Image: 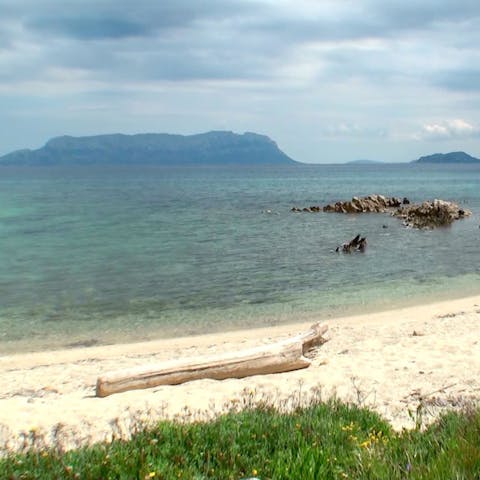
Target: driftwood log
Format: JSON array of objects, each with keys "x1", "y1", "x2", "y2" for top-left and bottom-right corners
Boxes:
[
  {"x1": 335, "y1": 234, "x2": 367, "y2": 253},
  {"x1": 96, "y1": 323, "x2": 328, "y2": 397}
]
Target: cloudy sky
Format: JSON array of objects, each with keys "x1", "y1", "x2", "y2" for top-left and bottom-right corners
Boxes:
[{"x1": 1, "y1": 0, "x2": 480, "y2": 163}]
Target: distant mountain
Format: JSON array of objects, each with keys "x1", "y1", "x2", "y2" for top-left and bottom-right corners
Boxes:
[
  {"x1": 0, "y1": 131, "x2": 298, "y2": 166},
  {"x1": 413, "y1": 151, "x2": 480, "y2": 164},
  {"x1": 346, "y1": 159, "x2": 384, "y2": 165}
]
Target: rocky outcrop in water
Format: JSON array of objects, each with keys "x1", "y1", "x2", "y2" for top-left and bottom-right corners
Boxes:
[
  {"x1": 291, "y1": 206, "x2": 322, "y2": 212},
  {"x1": 322, "y1": 195, "x2": 406, "y2": 213},
  {"x1": 292, "y1": 194, "x2": 471, "y2": 229},
  {"x1": 291, "y1": 195, "x2": 405, "y2": 214},
  {"x1": 393, "y1": 199, "x2": 471, "y2": 229}
]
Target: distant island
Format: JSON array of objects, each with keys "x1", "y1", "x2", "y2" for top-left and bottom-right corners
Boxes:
[
  {"x1": 0, "y1": 131, "x2": 298, "y2": 167},
  {"x1": 413, "y1": 151, "x2": 480, "y2": 164}
]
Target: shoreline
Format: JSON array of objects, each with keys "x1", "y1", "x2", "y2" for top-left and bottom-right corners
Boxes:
[
  {"x1": 1, "y1": 294, "x2": 480, "y2": 452},
  {"x1": 3, "y1": 280, "x2": 480, "y2": 356}
]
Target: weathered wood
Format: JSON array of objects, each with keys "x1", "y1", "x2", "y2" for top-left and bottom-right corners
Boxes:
[
  {"x1": 335, "y1": 233, "x2": 367, "y2": 253},
  {"x1": 96, "y1": 323, "x2": 328, "y2": 397}
]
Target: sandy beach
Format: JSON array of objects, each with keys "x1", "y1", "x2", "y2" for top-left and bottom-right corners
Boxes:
[{"x1": 1, "y1": 294, "x2": 480, "y2": 453}]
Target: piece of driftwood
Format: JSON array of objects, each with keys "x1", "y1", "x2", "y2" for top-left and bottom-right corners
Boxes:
[
  {"x1": 335, "y1": 233, "x2": 367, "y2": 253},
  {"x1": 96, "y1": 323, "x2": 328, "y2": 397}
]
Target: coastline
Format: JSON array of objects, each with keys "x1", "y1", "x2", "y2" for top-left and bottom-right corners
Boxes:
[
  {"x1": 3, "y1": 274, "x2": 480, "y2": 356},
  {"x1": 1, "y1": 294, "x2": 480, "y2": 452}
]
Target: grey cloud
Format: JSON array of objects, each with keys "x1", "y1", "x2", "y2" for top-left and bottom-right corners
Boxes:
[
  {"x1": 435, "y1": 69, "x2": 480, "y2": 92},
  {"x1": 7, "y1": 0, "x2": 257, "y2": 41},
  {"x1": 28, "y1": 16, "x2": 150, "y2": 40},
  {"x1": 2, "y1": 0, "x2": 480, "y2": 90},
  {"x1": 365, "y1": 0, "x2": 480, "y2": 31},
  {"x1": 4, "y1": 0, "x2": 480, "y2": 47},
  {"x1": 319, "y1": 47, "x2": 397, "y2": 84},
  {"x1": 248, "y1": 0, "x2": 480, "y2": 49},
  {"x1": 0, "y1": 0, "x2": 271, "y2": 83}
]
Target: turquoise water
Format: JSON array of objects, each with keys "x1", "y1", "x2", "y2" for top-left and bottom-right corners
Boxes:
[{"x1": 0, "y1": 163, "x2": 479, "y2": 353}]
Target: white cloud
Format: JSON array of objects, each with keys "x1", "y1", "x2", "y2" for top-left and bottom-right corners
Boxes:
[
  {"x1": 418, "y1": 119, "x2": 480, "y2": 140},
  {"x1": 321, "y1": 122, "x2": 388, "y2": 139}
]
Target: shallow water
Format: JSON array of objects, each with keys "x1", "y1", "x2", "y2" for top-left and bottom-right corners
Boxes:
[{"x1": 0, "y1": 163, "x2": 479, "y2": 353}]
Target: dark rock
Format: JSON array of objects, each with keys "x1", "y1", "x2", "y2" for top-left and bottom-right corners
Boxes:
[
  {"x1": 388, "y1": 197, "x2": 402, "y2": 207},
  {"x1": 393, "y1": 199, "x2": 472, "y2": 229}
]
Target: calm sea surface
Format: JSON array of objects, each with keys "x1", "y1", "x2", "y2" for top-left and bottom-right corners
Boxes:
[{"x1": 1, "y1": 163, "x2": 479, "y2": 353}]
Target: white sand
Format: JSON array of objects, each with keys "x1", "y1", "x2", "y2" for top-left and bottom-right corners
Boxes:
[{"x1": 1, "y1": 295, "x2": 480, "y2": 452}]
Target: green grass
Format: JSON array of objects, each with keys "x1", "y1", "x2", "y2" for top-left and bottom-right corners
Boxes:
[{"x1": 1, "y1": 398, "x2": 480, "y2": 479}]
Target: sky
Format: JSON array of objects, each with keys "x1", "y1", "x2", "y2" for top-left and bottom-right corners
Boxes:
[{"x1": 1, "y1": 0, "x2": 480, "y2": 163}]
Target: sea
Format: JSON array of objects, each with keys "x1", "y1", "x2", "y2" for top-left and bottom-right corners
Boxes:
[{"x1": 1, "y1": 163, "x2": 479, "y2": 354}]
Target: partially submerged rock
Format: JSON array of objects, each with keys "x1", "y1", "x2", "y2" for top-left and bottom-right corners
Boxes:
[
  {"x1": 291, "y1": 206, "x2": 321, "y2": 212},
  {"x1": 393, "y1": 199, "x2": 471, "y2": 229},
  {"x1": 292, "y1": 194, "x2": 471, "y2": 230},
  {"x1": 323, "y1": 195, "x2": 405, "y2": 213}
]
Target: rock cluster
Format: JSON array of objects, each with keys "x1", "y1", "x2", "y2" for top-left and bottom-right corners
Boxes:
[
  {"x1": 291, "y1": 194, "x2": 471, "y2": 229},
  {"x1": 291, "y1": 206, "x2": 322, "y2": 212},
  {"x1": 322, "y1": 195, "x2": 408, "y2": 213},
  {"x1": 393, "y1": 199, "x2": 471, "y2": 229}
]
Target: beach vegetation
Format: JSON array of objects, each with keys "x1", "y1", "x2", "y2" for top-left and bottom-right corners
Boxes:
[{"x1": 1, "y1": 395, "x2": 480, "y2": 479}]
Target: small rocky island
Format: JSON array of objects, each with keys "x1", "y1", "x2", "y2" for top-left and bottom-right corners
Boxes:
[
  {"x1": 292, "y1": 194, "x2": 471, "y2": 229},
  {"x1": 413, "y1": 151, "x2": 480, "y2": 164}
]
